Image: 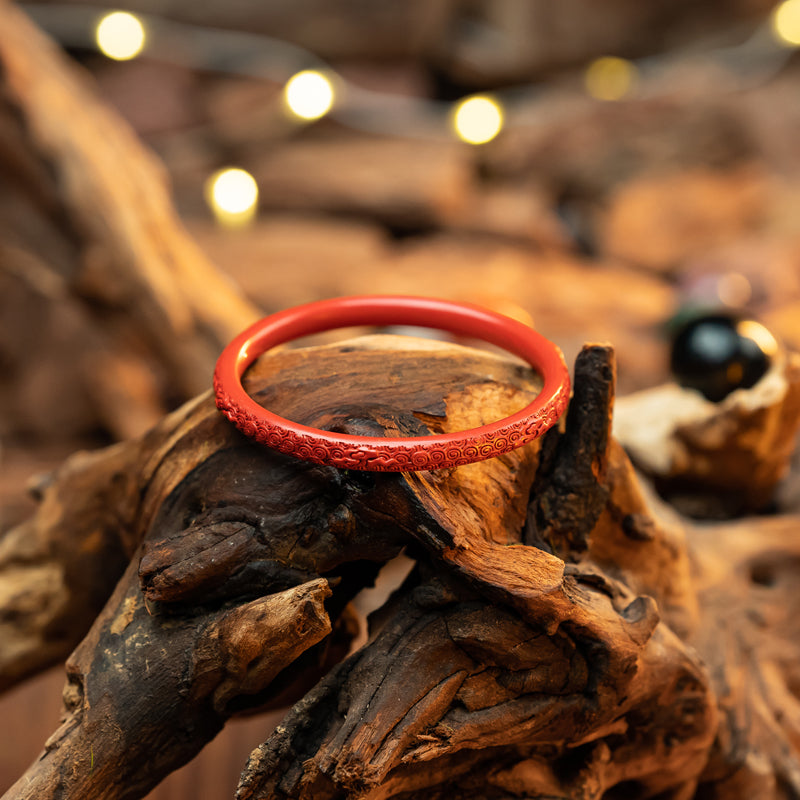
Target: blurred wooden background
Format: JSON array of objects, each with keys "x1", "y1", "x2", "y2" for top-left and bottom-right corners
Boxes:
[{"x1": 1, "y1": 0, "x2": 799, "y2": 795}]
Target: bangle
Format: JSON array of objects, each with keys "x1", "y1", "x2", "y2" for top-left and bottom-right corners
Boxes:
[{"x1": 213, "y1": 295, "x2": 570, "y2": 472}]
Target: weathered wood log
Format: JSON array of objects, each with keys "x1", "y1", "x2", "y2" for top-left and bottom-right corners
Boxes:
[
  {"x1": 2, "y1": 336, "x2": 799, "y2": 799},
  {"x1": 235, "y1": 345, "x2": 715, "y2": 799},
  {"x1": 0, "y1": 1, "x2": 259, "y2": 441},
  {"x1": 689, "y1": 514, "x2": 800, "y2": 799},
  {"x1": 237, "y1": 573, "x2": 714, "y2": 800},
  {"x1": 0, "y1": 335, "x2": 543, "y2": 798}
]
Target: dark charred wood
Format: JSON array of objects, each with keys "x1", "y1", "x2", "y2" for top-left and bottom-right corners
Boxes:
[{"x1": 525, "y1": 344, "x2": 615, "y2": 559}]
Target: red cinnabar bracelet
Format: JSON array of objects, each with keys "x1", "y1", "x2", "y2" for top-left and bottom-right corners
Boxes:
[{"x1": 213, "y1": 295, "x2": 570, "y2": 472}]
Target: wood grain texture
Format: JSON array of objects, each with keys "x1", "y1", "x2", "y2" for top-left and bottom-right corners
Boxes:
[
  {"x1": 0, "y1": 335, "x2": 547, "y2": 799},
  {"x1": 2, "y1": 335, "x2": 800, "y2": 798}
]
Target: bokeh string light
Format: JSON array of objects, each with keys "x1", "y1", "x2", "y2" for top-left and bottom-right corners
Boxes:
[
  {"x1": 584, "y1": 56, "x2": 639, "y2": 101},
  {"x1": 19, "y1": 2, "x2": 800, "y2": 224},
  {"x1": 451, "y1": 95, "x2": 504, "y2": 144},
  {"x1": 772, "y1": 0, "x2": 800, "y2": 45},
  {"x1": 204, "y1": 168, "x2": 259, "y2": 228},
  {"x1": 95, "y1": 10, "x2": 145, "y2": 61},
  {"x1": 22, "y1": 1, "x2": 800, "y2": 141},
  {"x1": 283, "y1": 70, "x2": 336, "y2": 121}
]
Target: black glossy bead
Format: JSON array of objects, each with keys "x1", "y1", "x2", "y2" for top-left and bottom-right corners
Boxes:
[{"x1": 670, "y1": 314, "x2": 777, "y2": 402}]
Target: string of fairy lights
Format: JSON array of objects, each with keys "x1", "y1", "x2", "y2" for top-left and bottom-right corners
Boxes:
[{"x1": 21, "y1": 1, "x2": 800, "y2": 227}]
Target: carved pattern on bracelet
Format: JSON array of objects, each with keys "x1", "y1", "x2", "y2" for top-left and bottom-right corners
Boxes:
[{"x1": 214, "y1": 374, "x2": 569, "y2": 472}]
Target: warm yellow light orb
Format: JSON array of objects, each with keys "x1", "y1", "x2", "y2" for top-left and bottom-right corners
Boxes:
[
  {"x1": 772, "y1": 0, "x2": 800, "y2": 46},
  {"x1": 452, "y1": 95, "x2": 504, "y2": 145},
  {"x1": 283, "y1": 70, "x2": 335, "y2": 121},
  {"x1": 95, "y1": 11, "x2": 146, "y2": 61},
  {"x1": 205, "y1": 168, "x2": 259, "y2": 227},
  {"x1": 584, "y1": 56, "x2": 638, "y2": 101}
]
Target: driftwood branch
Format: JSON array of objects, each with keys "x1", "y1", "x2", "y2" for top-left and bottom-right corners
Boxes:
[
  {"x1": 1, "y1": 2, "x2": 798, "y2": 798},
  {"x1": 236, "y1": 345, "x2": 717, "y2": 799},
  {"x1": 0, "y1": 336, "x2": 543, "y2": 798},
  {"x1": 3, "y1": 332, "x2": 798, "y2": 799}
]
